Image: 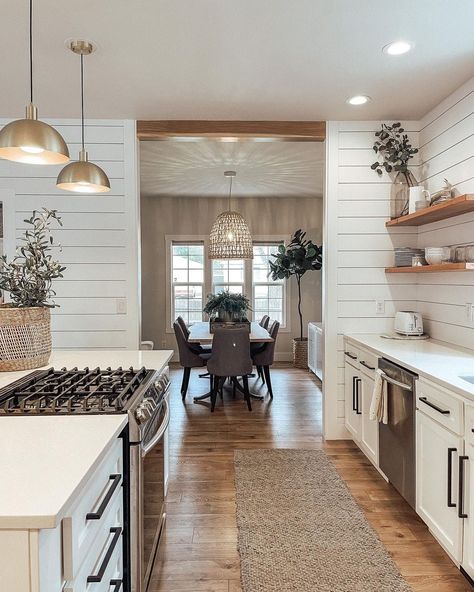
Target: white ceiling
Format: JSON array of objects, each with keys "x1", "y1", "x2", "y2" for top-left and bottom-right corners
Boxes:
[
  {"x1": 140, "y1": 141, "x2": 324, "y2": 198},
  {"x1": 1, "y1": 1, "x2": 473, "y2": 121}
]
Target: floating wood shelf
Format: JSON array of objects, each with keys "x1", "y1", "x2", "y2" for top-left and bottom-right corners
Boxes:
[
  {"x1": 386, "y1": 194, "x2": 474, "y2": 227},
  {"x1": 386, "y1": 263, "x2": 474, "y2": 273}
]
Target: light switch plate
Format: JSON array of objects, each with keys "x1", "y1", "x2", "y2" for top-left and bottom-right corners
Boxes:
[
  {"x1": 375, "y1": 300, "x2": 385, "y2": 315},
  {"x1": 116, "y1": 298, "x2": 127, "y2": 314}
]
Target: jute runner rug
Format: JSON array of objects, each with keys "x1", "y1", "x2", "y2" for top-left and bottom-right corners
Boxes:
[{"x1": 234, "y1": 449, "x2": 411, "y2": 592}]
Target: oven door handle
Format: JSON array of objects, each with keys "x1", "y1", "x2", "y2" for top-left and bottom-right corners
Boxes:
[
  {"x1": 141, "y1": 398, "x2": 170, "y2": 457},
  {"x1": 379, "y1": 371, "x2": 413, "y2": 391}
]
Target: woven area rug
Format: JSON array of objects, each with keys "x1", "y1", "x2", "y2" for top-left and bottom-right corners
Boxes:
[{"x1": 234, "y1": 449, "x2": 411, "y2": 592}]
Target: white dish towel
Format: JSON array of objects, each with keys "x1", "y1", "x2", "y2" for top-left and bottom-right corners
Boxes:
[{"x1": 369, "y1": 368, "x2": 388, "y2": 424}]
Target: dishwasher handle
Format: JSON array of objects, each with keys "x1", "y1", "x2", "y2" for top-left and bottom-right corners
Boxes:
[{"x1": 379, "y1": 371, "x2": 413, "y2": 391}]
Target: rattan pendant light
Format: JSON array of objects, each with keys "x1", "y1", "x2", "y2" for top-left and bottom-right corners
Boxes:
[
  {"x1": 0, "y1": 0, "x2": 69, "y2": 165},
  {"x1": 57, "y1": 40, "x2": 110, "y2": 193},
  {"x1": 208, "y1": 171, "x2": 253, "y2": 260}
]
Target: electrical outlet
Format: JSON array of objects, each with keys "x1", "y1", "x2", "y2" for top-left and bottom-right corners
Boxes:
[
  {"x1": 375, "y1": 300, "x2": 385, "y2": 315},
  {"x1": 116, "y1": 298, "x2": 127, "y2": 315},
  {"x1": 466, "y1": 303, "x2": 472, "y2": 323},
  {"x1": 162, "y1": 340, "x2": 167, "y2": 348}
]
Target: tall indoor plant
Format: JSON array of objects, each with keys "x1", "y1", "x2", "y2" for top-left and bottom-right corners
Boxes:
[
  {"x1": 269, "y1": 230, "x2": 322, "y2": 368},
  {"x1": 0, "y1": 209, "x2": 65, "y2": 370},
  {"x1": 371, "y1": 122, "x2": 419, "y2": 219}
]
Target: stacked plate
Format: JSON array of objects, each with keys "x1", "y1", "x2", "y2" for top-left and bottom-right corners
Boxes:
[{"x1": 394, "y1": 247, "x2": 426, "y2": 267}]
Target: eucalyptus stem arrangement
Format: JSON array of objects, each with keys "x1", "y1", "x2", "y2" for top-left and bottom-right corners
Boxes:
[{"x1": 0, "y1": 209, "x2": 66, "y2": 307}]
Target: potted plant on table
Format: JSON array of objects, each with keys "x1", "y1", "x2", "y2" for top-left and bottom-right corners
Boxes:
[
  {"x1": 0, "y1": 209, "x2": 66, "y2": 371},
  {"x1": 371, "y1": 122, "x2": 419, "y2": 219},
  {"x1": 203, "y1": 290, "x2": 251, "y2": 332},
  {"x1": 269, "y1": 230, "x2": 322, "y2": 369}
]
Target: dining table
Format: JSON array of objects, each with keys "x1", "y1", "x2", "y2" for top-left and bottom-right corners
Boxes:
[{"x1": 188, "y1": 321, "x2": 274, "y2": 403}]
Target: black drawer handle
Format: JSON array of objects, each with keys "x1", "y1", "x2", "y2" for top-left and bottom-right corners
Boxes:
[
  {"x1": 360, "y1": 360, "x2": 375, "y2": 371},
  {"x1": 419, "y1": 397, "x2": 450, "y2": 415},
  {"x1": 345, "y1": 351, "x2": 357, "y2": 360},
  {"x1": 110, "y1": 579, "x2": 122, "y2": 592},
  {"x1": 355, "y1": 378, "x2": 362, "y2": 415},
  {"x1": 458, "y1": 456, "x2": 469, "y2": 519},
  {"x1": 352, "y1": 376, "x2": 357, "y2": 411},
  {"x1": 86, "y1": 474, "x2": 121, "y2": 520},
  {"x1": 447, "y1": 448, "x2": 457, "y2": 508},
  {"x1": 87, "y1": 527, "x2": 122, "y2": 583}
]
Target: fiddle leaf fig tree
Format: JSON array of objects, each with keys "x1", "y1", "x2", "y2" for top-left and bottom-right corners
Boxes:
[
  {"x1": 269, "y1": 230, "x2": 322, "y2": 341},
  {"x1": 0, "y1": 209, "x2": 66, "y2": 308}
]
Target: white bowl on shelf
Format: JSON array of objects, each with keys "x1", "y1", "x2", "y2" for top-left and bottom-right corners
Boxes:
[{"x1": 425, "y1": 247, "x2": 449, "y2": 265}]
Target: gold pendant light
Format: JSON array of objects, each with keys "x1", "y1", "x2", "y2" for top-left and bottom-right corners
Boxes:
[
  {"x1": 0, "y1": 0, "x2": 69, "y2": 165},
  {"x1": 57, "y1": 40, "x2": 110, "y2": 193},
  {"x1": 209, "y1": 171, "x2": 253, "y2": 260}
]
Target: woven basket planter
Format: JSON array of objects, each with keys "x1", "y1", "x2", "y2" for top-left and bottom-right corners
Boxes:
[
  {"x1": 293, "y1": 337, "x2": 308, "y2": 369},
  {"x1": 0, "y1": 305, "x2": 51, "y2": 371}
]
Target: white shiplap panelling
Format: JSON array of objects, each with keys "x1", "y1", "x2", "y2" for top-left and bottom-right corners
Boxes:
[
  {"x1": 416, "y1": 77, "x2": 474, "y2": 349},
  {"x1": 324, "y1": 120, "x2": 419, "y2": 438},
  {"x1": 0, "y1": 119, "x2": 139, "y2": 350}
]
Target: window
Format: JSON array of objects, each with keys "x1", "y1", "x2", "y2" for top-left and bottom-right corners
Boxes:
[
  {"x1": 212, "y1": 259, "x2": 245, "y2": 294},
  {"x1": 252, "y1": 244, "x2": 286, "y2": 326},
  {"x1": 171, "y1": 243, "x2": 204, "y2": 325}
]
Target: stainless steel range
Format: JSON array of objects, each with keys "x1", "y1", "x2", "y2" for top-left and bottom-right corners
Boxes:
[{"x1": 0, "y1": 364, "x2": 170, "y2": 592}]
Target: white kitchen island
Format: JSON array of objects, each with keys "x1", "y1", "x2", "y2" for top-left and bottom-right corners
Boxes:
[{"x1": 0, "y1": 349, "x2": 173, "y2": 592}]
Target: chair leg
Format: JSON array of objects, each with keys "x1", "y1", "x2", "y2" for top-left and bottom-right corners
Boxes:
[
  {"x1": 258, "y1": 365, "x2": 265, "y2": 383},
  {"x1": 211, "y1": 375, "x2": 219, "y2": 412},
  {"x1": 219, "y1": 377, "x2": 224, "y2": 400},
  {"x1": 263, "y1": 366, "x2": 273, "y2": 399},
  {"x1": 232, "y1": 378, "x2": 237, "y2": 398},
  {"x1": 181, "y1": 367, "x2": 191, "y2": 401},
  {"x1": 242, "y1": 375, "x2": 252, "y2": 411}
]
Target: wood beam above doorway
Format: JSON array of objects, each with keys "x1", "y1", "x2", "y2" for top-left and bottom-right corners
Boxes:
[{"x1": 136, "y1": 120, "x2": 326, "y2": 141}]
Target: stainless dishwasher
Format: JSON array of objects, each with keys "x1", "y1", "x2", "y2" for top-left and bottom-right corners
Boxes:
[{"x1": 378, "y1": 358, "x2": 418, "y2": 509}]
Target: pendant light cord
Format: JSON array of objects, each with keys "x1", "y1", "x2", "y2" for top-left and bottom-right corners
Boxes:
[
  {"x1": 29, "y1": 0, "x2": 33, "y2": 103},
  {"x1": 228, "y1": 175, "x2": 233, "y2": 211},
  {"x1": 80, "y1": 53, "x2": 85, "y2": 150}
]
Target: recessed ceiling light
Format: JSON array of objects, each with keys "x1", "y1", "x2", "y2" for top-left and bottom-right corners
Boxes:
[
  {"x1": 383, "y1": 41, "x2": 413, "y2": 56},
  {"x1": 346, "y1": 95, "x2": 371, "y2": 106}
]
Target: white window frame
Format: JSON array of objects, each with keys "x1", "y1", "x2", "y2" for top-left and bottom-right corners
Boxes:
[
  {"x1": 211, "y1": 258, "x2": 246, "y2": 295},
  {"x1": 166, "y1": 234, "x2": 290, "y2": 333}
]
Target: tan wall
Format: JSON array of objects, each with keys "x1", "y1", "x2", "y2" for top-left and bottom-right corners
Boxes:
[{"x1": 140, "y1": 195, "x2": 322, "y2": 360}]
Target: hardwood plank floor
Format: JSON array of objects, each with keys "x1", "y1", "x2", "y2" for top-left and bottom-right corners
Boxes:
[{"x1": 149, "y1": 365, "x2": 472, "y2": 592}]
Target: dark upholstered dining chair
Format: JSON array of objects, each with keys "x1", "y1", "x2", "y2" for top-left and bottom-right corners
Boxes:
[
  {"x1": 176, "y1": 316, "x2": 190, "y2": 339},
  {"x1": 251, "y1": 320, "x2": 280, "y2": 399},
  {"x1": 206, "y1": 328, "x2": 253, "y2": 412},
  {"x1": 259, "y1": 315, "x2": 270, "y2": 330},
  {"x1": 173, "y1": 322, "x2": 211, "y2": 401}
]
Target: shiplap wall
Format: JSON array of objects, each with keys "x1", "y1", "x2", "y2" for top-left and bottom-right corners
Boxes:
[
  {"x1": 416, "y1": 76, "x2": 474, "y2": 348},
  {"x1": 324, "y1": 121, "x2": 419, "y2": 438},
  {"x1": 0, "y1": 119, "x2": 140, "y2": 350}
]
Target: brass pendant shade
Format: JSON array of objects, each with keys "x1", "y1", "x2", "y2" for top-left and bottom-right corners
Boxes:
[
  {"x1": 57, "y1": 41, "x2": 110, "y2": 193},
  {"x1": 208, "y1": 171, "x2": 253, "y2": 260},
  {"x1": 0, "y1": 1, "x2": 69, "y2": 165},
  {"x1": 57, "y1": 149, "x2": 110, "y2": 193}
]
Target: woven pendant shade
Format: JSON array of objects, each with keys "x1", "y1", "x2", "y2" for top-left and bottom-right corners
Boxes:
[{"x1": 209, "y1": 210, "x2": 253, "y2": 259}]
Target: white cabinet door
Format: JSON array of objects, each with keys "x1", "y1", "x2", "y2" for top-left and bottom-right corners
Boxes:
[
  {"x1": 462, "y1": 405, "x2": 474, "y2": 580},
  {"x1": 360, "y1": 373, "x2": 378, "y2": 466},
  {"x1": 315, "y1": 326, "x2": 323, "y2": 380},
  {"x1": 416, "y1": 410, "x2": 464, "y2": 562},
  {"x1": 344, "y1": 362, "x2": 361, "y2": 440}
]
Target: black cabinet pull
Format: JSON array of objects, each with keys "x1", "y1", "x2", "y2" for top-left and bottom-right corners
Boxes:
[
  {"x1": 87, "y1": 527, "x2": 122, "y2": 583},
  {"x1": 458, "y1": 456, "x2": 469, "y2": 519},
  {"x1": 447, "y1": 448, "x2": 457, "y2": 508},
  {"x1": 86, "y1": 474, "x2": 121, "y2": 520},
  {"x1": 345, "y1": 351, "x2": 357, "y2": 360},
  {"x1": 419, "y1": 397, "x2": 450, "y2": 415},
  {"x1": 360, "y1": 360, "x2": 375, "y2": 371},
  {"x1": 355, "y1": 378, "x2": 362, "y2": 415},
  {"x1": 352, "y1": 376, "x2": 357, "y2": 411},
  {"x1": 110, "y1": 579, "x2": 122, "y2": 592}
]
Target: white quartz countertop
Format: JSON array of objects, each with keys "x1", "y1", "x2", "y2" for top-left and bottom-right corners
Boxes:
[
  {"x1": 0, "y1": 349, "x2": 173, "y2": 529},
  {"x1": 345, "y1": 334, "x2": 474, "y2": 401}
]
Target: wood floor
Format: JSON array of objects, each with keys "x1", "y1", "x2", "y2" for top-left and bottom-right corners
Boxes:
[{"x1": 149, "y1": 365, "x2": 473, "y2": 592}]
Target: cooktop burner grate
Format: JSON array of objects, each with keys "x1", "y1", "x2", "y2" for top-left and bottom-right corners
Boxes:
[{"x1": 0, "y1": 366, "x2": 152, "y2": 414}]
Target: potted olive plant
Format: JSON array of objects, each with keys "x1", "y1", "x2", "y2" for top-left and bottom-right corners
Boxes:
[
  {"x1": 269, "y1": 230, "x2": 322, "y2": 369},
  {"x1": 0, "y1": 209, "x2": 65, "y2": 371},
  {"x1": 371, "y1": 122, "x2": 419, "y2": 219},
  {"x1": 203, "y1": 290, "x2": 251, "y2": 331}
]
